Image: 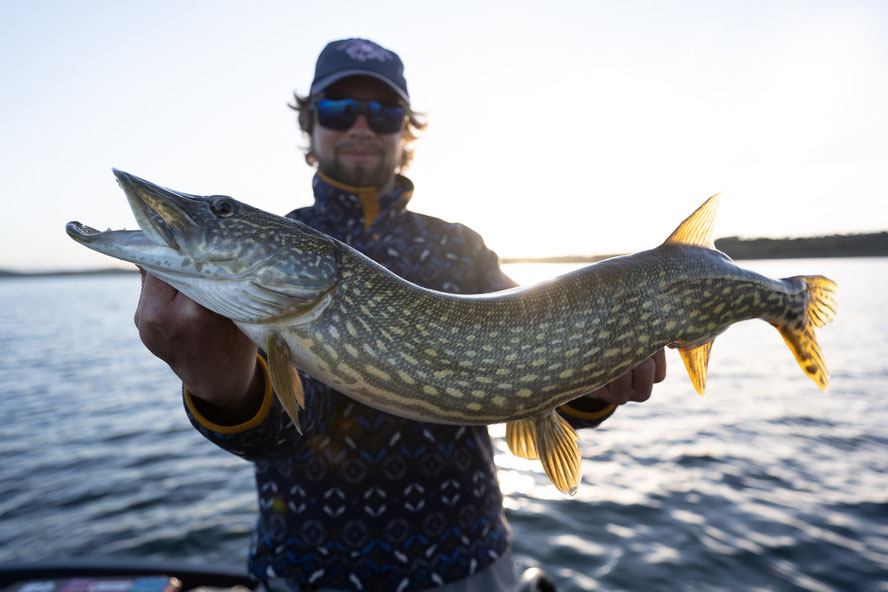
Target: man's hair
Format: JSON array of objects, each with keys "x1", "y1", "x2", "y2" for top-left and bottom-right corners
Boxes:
[{"x1": 289, "y1": 93, "x2": 428, "y2": 172}]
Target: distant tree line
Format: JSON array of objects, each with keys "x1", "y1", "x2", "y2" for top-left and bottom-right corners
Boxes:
[{"x1": 714, "y1": 232, "x2": 888, "y2": 259}]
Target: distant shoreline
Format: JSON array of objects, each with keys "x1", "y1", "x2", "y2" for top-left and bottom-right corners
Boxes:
[{"x1": 3, "y1": 232, "x2": 886, "y2": 278}]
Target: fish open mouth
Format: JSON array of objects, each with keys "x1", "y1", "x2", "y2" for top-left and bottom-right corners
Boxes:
[{"x1": 65, "y1": 169, "x2": 204, "y2": 264}]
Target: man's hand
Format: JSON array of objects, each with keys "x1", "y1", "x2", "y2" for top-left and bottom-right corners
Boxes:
[
  {"x1": 134, "y1": 268, "x2": 263, "y2": 420},
  {"x1": 584, "y1": 349, "x2": 667, "y2": 406}
]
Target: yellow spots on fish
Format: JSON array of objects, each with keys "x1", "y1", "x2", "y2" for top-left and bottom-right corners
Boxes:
[
  {"x1": 434, "y1": 369, "x2": 454, "y2": 379},
  {"x1": 584, "y1": 346, "x2": 600, "y2": 357},
  {"x1": 376, "y1": 340, "x2": 388, "y2": 351},
  {"x1": 467, "y1": 402, "x2": 482, "y2": 411},
  {"x1": 465, "y1": 335, "x2": 476, "y2": 342},
  {"x1": 401, "y1": 353, "x2": 419, "y2": 365},
  {"x1": 396, "y1": 371, "x2": 416, "y2": 384},
  {"x1": 445, "y1": 387, "x2": 464, "y2": 398},
  {"x1": 559, "y1": 369, "x2": 575, "y2": 379},
  {"x1": 689, "y1": 310, "x2": 700, "y2": 319},
  {"x1": 536, "y1": 333, "x2": 546, "y2": 340},
  {"x1": 569, "y1": 333, "x2": 583, "y2": 341},
  {"x1": 604, "y1": 348, "x2": 621, "y2": 358},
  {"x1": 497, "y1": 383, "x2": 513, "y2": 390},
  {"x1": 722, "y1": 286, "x2": 732, "y2": 295},
  {"x1": 328, "y1": 326, "x2": 340, "y2": 339},
  {"x1": 345, "y1": 322, "x2": 358, "y2": 337},
  {"x1": 619, "y1": 316, "x2": 630, "y2": 326},
  {"x1": 493, "y1": 396, "x2": 506, "y2": 407},
  {"x1": 476, "y1": 376, "x2": 493, "y2": 384},
  {"x1": 665, "y1": 320, "x2": 677, "y2": 331},
  {"x1": 323, "y1": 344, "x2": 340, "y2": 360},
  {"x1": 547, "y1": 362, "x2": 563, "y2": 372},
  {"x1": 505, "y1": 353, "x2": 519, "y2": 362},
  {"x1": 496, "y1": 368, "x2": 511, "y2": 376},
  {"x1": 425, "y1": 348, "x2": 439, "y2": 358},
  {"x1": 636, "y1": 346, "x2": 647, "y2": 355},
  {"x1": 471, "y1": 390, "x2": 485, "y2": 397},
  {"x1": 510, "y1": 337, "x2": 521, "y2": 344},
  {"x1": 423, "y1": 385, "x2": 439, "y2": 396},
  {"x1": 520, "y1": 374, "x2": 538, "y2": 383},
  {"x1": 517, "y1": 388, "x2": 533, "y2": 398},
  {"x1": 360, "y1": 305, "x2": 372, "y2": 317},
  {"x1": 531, "y1": 358, "x2": 547, "y2": 368},
  {"x1": 713, "y1": 302, "x2": 726, "y2": 314},
  {"x1": 638, "y1": 334, "x2": 650, "y2": 343},
  {"x1": 465, "y1": 350, "x2": 477, "y2": 358},
  {"x1": 365, "y1": 365, "x2": 391, "y2": 382},
  {"x1": 362, "y1": 344, "x2": 377, "y2": 357},
  {"x1": 344, "y1": 343, "x2": 359, "y2": 357},
  {"x1": 481, "y1": 345, "x2": 494, "y2": 352},
  {"x1": 565, "y1": 348, "x2": 579, "y2": 357}
]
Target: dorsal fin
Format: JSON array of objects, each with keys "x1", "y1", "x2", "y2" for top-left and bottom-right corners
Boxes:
[{"x1": 664, "y1": 194, "x2": 721, "y2": 248}]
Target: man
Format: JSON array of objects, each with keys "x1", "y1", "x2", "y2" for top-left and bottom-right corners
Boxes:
[{"x1": 135, "y1": 38, "x2": 666, "y2": 591}]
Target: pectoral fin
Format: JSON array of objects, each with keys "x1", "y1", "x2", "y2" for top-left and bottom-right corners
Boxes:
[
  {"x1": 506, "y1": 419, "x2": 538, "y2": 460},
  {"x1": 266, "y1": 332, "x2": 304, "y2": 433},
  {"x1": 533, "y1": 411, "x2": 582, "y2": 496},
  {"x1": 676, "y1": 340, "x2": 714, "y2": 396}
]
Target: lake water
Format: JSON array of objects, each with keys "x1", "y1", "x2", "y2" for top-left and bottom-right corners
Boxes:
[{"x1": 0, "y1": 258, "x2": 886, "y2": 591}]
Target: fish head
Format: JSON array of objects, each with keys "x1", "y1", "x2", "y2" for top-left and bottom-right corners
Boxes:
[{"x1": 67, "y1": 169, "x2": 339, "y2": 323}]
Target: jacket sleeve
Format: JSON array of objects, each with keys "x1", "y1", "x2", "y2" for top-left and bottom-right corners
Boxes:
[{"x1": 182, "y1": 354, "x2": 306, "y2": 461}]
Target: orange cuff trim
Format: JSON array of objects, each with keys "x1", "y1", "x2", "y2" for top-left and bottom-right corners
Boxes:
[
  {"x1": 184, "y1": 354, "x2": 274, "y2": 434},
  {"x1": 560, "y1": 402, "x2": 617, "y2": 421}
]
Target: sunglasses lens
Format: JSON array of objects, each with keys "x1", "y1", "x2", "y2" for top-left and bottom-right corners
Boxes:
[
  {"x1": 367, "y1": 103, "x2": 406, "y2": 134},
  {"x1": 316, "y1": 98, "x2": 358, "y2": 130},
  {"x1": 316, "y1": 99, "x2": 405, "y2": 134}
]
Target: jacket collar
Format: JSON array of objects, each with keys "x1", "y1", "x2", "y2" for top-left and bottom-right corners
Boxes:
[{"x1": 312, "y1": 171, "x2": 414, "y2": 231}]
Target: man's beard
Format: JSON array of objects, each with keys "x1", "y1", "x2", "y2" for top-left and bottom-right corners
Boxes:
[{"x1": 318, "y1": 143, "x2": 395, "y2": 189}]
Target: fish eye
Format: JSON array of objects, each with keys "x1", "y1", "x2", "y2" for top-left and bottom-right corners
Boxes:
[{"x1": 210, "y1": 196, "x2": 238, "y2": 218}]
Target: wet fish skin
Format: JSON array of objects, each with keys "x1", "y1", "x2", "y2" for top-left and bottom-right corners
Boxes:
[{"x1": 66, "y1": 170, "x2": 837, "y2": 495}]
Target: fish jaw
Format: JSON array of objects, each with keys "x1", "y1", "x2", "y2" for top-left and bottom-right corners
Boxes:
[
  {"x1": 65, "y1": 222, "x2": 187, "y2": 269},
  {"x1": 67, "y1": 170, "x2": 343, "y2": 325}
]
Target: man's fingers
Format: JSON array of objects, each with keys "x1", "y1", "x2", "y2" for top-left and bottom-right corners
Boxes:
[{"x1": 652, "y1": 348, "x2": 667, "y2": 383}]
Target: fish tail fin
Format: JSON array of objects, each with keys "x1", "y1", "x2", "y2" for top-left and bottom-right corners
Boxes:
[{"x1": 773, "y1": 276, "x2": 837, "y2": 391}]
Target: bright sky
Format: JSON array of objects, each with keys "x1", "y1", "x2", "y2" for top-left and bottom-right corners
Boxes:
[{"x1": 2, "y1": 0, "x2": 886, "y2": 271}]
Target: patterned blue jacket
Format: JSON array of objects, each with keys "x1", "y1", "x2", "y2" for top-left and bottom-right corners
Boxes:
[{"x1": 184, "y1": 172, "x2": 616, "y2": 591}]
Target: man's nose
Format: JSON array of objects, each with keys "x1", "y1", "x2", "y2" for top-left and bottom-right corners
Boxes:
[{"x1": 346, "y1": 114, "x2": 374, "y2": 136}]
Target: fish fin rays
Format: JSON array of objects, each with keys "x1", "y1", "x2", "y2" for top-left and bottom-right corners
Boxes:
[
  {"x1": 506, "y1": 419, "x2": 538, "y2": 460},
  {"x1": 664, "y1": 194, "x2": 721, "y2": 249},
  {"x1": 676, "y1": 341, "x2": 714, "y2": 396},
  {"x1": 772, "y1": 276, "x2": 837, "y2": 391},
  {"x1": 266, "y1": 332, "x2": 305, "y2": 433},
  {"x1": 506, "y1": 412, "x2": 582, "y2": 496},
  {"x1": 535, "y1": 412, "x2": 582, "y2": 496}
]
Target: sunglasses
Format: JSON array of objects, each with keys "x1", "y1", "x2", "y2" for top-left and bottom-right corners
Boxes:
[{"x1": 315, "y1": 98, "x2": 407, "y2": 134}]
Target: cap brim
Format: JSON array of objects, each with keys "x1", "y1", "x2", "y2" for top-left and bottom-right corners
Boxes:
[{"x1": 310, "y1": 70, "x2": 410, "y2": 105}]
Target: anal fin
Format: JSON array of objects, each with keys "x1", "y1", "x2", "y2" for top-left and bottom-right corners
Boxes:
[
  {"x1": 676, "y1": 340, "x2": 714, "y2": 396},
  {"x1": 533, "y1": 411, "x2": 582, "y2": 496},
  {"x1": 267, "y1": 332, "x2": 304, "y2": 433}
]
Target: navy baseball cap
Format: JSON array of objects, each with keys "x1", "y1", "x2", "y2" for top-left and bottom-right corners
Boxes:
[{"x1": 310, "y1": 38, "x2": 409, "y2": 105}]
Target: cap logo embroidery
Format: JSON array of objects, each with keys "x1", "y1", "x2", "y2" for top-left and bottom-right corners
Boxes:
[{"x1": 338, "y1": 39, "x2": 392, "y2": 63}]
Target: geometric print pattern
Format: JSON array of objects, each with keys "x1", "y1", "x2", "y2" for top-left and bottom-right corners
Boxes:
[{"x1": 187, "y1": 174, "x2": 517, "y2": 590}]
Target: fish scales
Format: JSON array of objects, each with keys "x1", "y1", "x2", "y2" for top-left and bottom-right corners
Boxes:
[
  {"x1": 283, "y1": 243, "x2": 803, "y2": 425},
  {"x1": 67, "y1": 171, "x2": 837, "y2": 495}
]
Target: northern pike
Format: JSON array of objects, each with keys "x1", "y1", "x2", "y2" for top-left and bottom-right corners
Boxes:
[{"x1": 67, "y1": 170, "x2": 837, "y2": 495}]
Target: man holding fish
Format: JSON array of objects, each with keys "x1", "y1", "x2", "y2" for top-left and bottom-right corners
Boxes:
[{"x1": 133, "y1": 39, "x2": 665, "y2": 591}]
